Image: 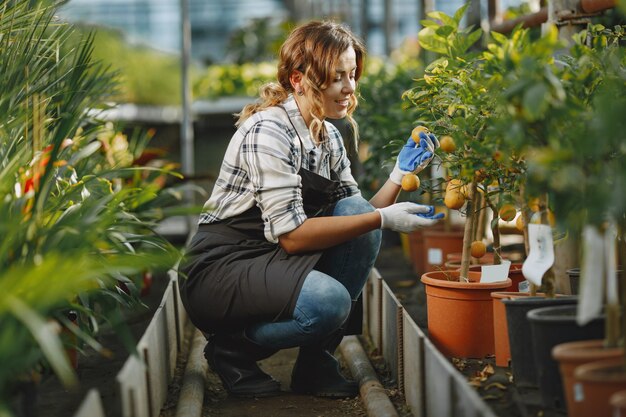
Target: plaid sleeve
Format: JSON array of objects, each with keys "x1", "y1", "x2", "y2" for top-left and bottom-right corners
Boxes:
[{"x1": 241, "y1": 120, "x2": 308, "y2": 243}]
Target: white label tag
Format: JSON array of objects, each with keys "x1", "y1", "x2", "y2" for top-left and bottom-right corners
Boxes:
[
  {"x1": 480, "y1": 260, "x2": 511, "y2": 283},
  {"x1": 428, "y1": 248, "x2": 443, "y2": 265},
  {"x1": 573, "y1": 382, "x2": 584, "y2": 402},
  {"x1": 518, "y1": 280, "x2": 530, "y2": 293},
  {"x1": 522, "y1": 224, "x2": 555, "y2": 286}
]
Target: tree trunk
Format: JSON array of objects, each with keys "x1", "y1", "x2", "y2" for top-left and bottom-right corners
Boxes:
[{"x1": 459, "y1": 181, "x2": 478, "y2": 280}]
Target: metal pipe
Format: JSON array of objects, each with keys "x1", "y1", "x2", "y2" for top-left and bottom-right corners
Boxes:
[
  {"x1": 180, "y1": 0, "x2": 195, "y2": 234},
  {"x1": 490, "y1": 7, "x2": 548, "y2": 33},
  {"x1": 174, "y1": 329, "x2": 207, "y2": 417},
  {"x1": 580, "y1": 0, "x2": 616, "y2": 13},
  {"x1": 340, "y1": 336, "x2": 400, "y2": 417}
]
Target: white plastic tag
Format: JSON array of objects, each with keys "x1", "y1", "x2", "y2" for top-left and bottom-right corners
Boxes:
[
  {"x1": 428, "y1": 248, "x2": 443, "y2": 265},
  {"x1": 480, "y1": 260, "x2": 511, "y2": 283},
  {"x1": 522, "y1": 224, "x2": 555, "y2": 286},
  {"x1": 577, "y1": 225, "x2": 605, "y2": 326}
]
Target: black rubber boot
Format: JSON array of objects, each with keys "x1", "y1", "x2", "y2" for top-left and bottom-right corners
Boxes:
[
  {"x1": 290, "y1": 329, "x2": 358, "y2": 398},
  {"x1": 290, "y1": 348, "x2": 359, "y2": 398},
  {"x1": 204, "y1": 331, "x2": 281, "y2": 398}
]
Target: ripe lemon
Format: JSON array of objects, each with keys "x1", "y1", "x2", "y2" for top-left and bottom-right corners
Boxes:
[
  {"x1": 444, "y1": 189, "x2": 465, "y2": 210},
  {"x1": 411, "y1": 126, "x2": 430, "y2": 143},
  {"x1": 439, "y1": 135, "x2": 456, "y2": 153},
  {"x1": 498, "y1": 204, "x2": 517, "y2": 222},
  {"x1": 470, "y1": 241, "x2": 487, "y2": 258},
  {"x1": 446, "y1": 178, "x2": 464, "y2": 192},
  {"x1": 401, "y1": 173, "x2": 420, "y2": 192}
]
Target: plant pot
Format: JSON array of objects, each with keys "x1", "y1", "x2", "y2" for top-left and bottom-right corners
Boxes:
[
  {"x1": 422, "y1": 229, "x2": 464, "y2": 273},
  {"x1": 491, "y1": 291, "x2": 533, "y2": 367},
  {"x1": 552, "y1": 339, "x2": 624, "y2": 417},
  {"x1": 527, "y1": 304, "x2": 605, "y2": 410},
  {"x1": 502, "y1": 295, "x2": 578, "y2": 388},
  {"x1": 566, "y1": 268, "x2": 581, "y2": 295},
  {"x1": 610, "y1": 389, "x2": 626, "y2": 417},
  {"x1": 567, "y1": 266, "x2": 623, "y2": 296},
  {"x1": 420, "y1": 270, "x2": 511, "y2": 358},
  {"x1": 575, "y1": 358, "x2": 626, "y2": 417}
]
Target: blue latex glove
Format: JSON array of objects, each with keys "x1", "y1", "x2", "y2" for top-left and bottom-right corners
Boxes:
[
  {"x1": 415, "y1": 205, "x2": 445, "y2": 220},
  {"x1": 389, "y1": 131, "x2": 440, "y2": 185}
]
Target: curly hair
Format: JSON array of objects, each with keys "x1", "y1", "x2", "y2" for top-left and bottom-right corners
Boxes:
[{"x1": 236, "y1": 20, "x2": 366, "y2": 145}]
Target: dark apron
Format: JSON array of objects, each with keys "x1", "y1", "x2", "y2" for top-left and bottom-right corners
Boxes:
[{"x1": 178, "y1": 166, "x2": 363, "y2": 335}]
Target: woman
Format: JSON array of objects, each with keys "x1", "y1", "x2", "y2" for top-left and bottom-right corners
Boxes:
[{"x1": 179, "y1": 20, "x2": 442, "y2": 399}]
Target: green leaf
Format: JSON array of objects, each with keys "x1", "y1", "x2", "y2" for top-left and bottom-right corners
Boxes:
[
  {"x1": 523, "y1": 82, "x2": 548, "y2": 121},
  {"x1": 6, "y1": 296, "x2": 77, "y2": 388},
  {"x1": 418, "y1": 27, "x2": 449, "y2": 55},
  {"x1": 427, "y1": 11, "x2": 456, "y2": 27}
]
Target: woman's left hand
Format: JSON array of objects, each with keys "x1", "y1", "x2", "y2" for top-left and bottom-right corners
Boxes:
[{"x1": 389, "y1": 131, "x2": 440, "y2": 185}]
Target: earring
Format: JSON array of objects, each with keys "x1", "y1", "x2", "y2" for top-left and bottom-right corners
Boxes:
[{"x1": 297, "y1": 90, "x2": 304, "y2": 96}]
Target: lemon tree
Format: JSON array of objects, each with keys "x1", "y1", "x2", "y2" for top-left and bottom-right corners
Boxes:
[{"x1": 405, "y1": 4, "x2": 526, "y2": 279}]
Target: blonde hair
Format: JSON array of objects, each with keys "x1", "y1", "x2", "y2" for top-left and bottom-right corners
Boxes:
[{"x1": 236, "y1": 20, "x2": 366, "y2": 146}]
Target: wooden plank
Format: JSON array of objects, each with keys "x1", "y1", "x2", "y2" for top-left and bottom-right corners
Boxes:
[
  {"x1": 402, "y1": 311, "x2": 425, "y2": 417},
  {"x1": 72, "y1": 389, "x2": 105, "y2": 417}
]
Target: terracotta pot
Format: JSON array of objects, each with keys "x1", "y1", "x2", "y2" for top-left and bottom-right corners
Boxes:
[
  {"x1": 610, "y1": 389, "x2": 626, "y2": 416},
  {"x1": 575, "y1": 357, "x2": 626, "y2": 417},
  {"x1": 420, "y1": 270, "x2": 511, "y2": 358},
  {"x1": 552, "y1": 339, "x2": 624, "y2": 417},
  {"x1": 422, "y1": 229, "x2": 464, "y2": 273},
  {"x1": 491, "y1": 291, "x2": 533, "y2": 367}
]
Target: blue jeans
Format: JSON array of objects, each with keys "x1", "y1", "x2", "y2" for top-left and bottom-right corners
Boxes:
[{"x1": 246, "y1": 195, "x2": 382, "y2": 350}]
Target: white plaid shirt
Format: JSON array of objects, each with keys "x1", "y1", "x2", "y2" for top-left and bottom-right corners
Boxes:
[{"x1": 198, "y1": 94, "x2": 360, "y2": 243}]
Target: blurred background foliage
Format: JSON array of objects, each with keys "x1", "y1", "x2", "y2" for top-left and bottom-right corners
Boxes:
[{"x1": 0, "y1": 1, "x2": 200, "y2": 413}]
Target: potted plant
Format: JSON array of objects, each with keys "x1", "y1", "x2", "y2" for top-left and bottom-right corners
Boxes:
[
  {"x1": 399, "y1": 5, "x2": 516, "y2": 359},
  {"x1": 544, "y1": 24, "x2": 626, "y2": 416},
  {"x1": 0, "y1": 2, "x2": 195, "y2": 414},
  {"x1": 487, "y1": 19, "x2": 625, "y2": 410}
]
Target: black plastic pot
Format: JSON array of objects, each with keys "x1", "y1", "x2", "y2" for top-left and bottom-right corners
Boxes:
[
  {"x1": 527, "y1": 304, "x2": 605, "y2": 411},
  {"x1": 502, "y1": 296, "x2": 578, "y2": 388},
  {"x1": 566, "y1": 268, "x2": 580, "y2": 295}
]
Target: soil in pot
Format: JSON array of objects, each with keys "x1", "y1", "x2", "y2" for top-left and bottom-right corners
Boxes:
[
  {"x1": 527, "y1": 304, "x2": 605, "y2": 411},
  {"x1": 420, "y1": 269, "x2": 511, "y2": 358},
  {"x1": 502, "y1": 295, "x2": 578, "y2": 388},
  {"x1": 552, "y1": 339, "x2": 623, "y2": 417}
]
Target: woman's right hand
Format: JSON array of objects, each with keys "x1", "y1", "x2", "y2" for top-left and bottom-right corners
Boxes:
[
  {"x1": 389, "y1": 132, "x2": 440, "y2": 185},
  {"x1": 376, "y1": 202, "x2": 444, "y2": 233}
]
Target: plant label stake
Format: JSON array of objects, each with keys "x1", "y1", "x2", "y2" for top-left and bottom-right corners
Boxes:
[{"x1": 522, "y1": 224, "x2": 555, "y2": 286}]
